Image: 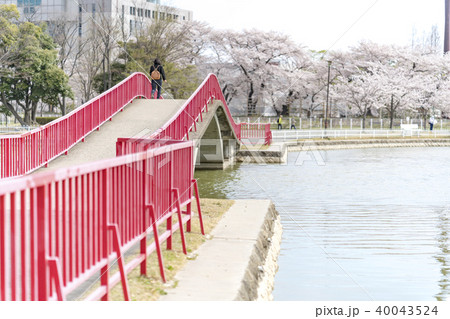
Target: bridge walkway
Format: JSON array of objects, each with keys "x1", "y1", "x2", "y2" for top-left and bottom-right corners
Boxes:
[{"x1": 36, "y1": 99, "x2": 186, "y2": 173}]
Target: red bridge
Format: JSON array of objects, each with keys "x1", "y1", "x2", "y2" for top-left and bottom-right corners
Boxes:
[{"x1": 0, "y1": 73, "x2": 272, "y2": 301}]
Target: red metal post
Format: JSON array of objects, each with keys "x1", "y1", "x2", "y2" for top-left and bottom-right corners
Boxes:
[
  {"x1": 108, "y1": 224, "x2": 130, "y2": 301},
  {"x1": 148, "y1": 205, "x2": 166, "y2": 282},
  {"x1": 140, "y1": 158, "x2": 148, "y2": 276},
  {"x1": 47, "y1": 258, "x2": 64, "y2": 301},
  {"x1": 0, "y1": 195, "x2": 5, "y2": 300},
  {"x1": 100, "y1": 169, "x2": 110, "y2": 301},
  {"x1": 36, "y1": 184, "x2": 49, "y2": 301},
  {"x1": 20, "y1": 191, "x2": 26, "y2": 300},
  {"x1": 172, "y1": 188, "x2": 187, "y2": 255},
  {"x1": 192, "y1": 180, "x2": 205, "y2": 235}
]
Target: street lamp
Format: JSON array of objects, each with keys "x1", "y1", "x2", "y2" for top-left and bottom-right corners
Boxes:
[
  {"x1": 445, "y1": 0, "x2": 450, "y2": 53},
  {"x1": 325, "y1": 60, "x2": 332, "y2": 129}
]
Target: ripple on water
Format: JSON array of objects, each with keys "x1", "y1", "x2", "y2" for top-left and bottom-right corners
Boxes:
[{"x1": 195, "y1": 147, "x2": 450, "y2": 300}]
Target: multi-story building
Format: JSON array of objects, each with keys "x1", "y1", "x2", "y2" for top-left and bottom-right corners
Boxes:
[{"x1": 0, "y1": 1, "x2": 193, "y2": 37}]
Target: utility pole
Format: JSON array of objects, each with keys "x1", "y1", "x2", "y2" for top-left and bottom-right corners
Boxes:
[
  {"x1": 445, "y1": 0, "x2": 450, "y2": 53},
  {"x1": 325, "y1": 60, "x2": 332, "y2": 129}
]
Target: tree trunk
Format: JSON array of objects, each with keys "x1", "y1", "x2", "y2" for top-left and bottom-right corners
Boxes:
[
  {"x1": 283, "y1": 90, "x2": 294, "y2": 116},
  {"x1": 102, "y1": 57, "x2": 107, "y2": 92},
  {"x1": 390, "y1": 95, "x2": 394, "y2": 129},
  {"x1": 1, "y1": 94, "x2": 27, "y2": 126},
  {"x1": 61, "y1": 95, "x2": 67, "y2": 116},
  {"x1": 247, "y1": 82, "x2": 255, "y2": 116},
  {"x1": 362, "y1": 108, "x2": 367, "y2": 129},
  {"x1": 107, "y1": 53, "x2": 112, "y2": 89},
  {"x1": 422, "y1": 111, "x2": 428, "y2": 129},
  {"x1": 31, "y1": 101, "x2": 38, "y2": 122},
  {"x1": 24, "y1": 109, "x2": 32, "y2": 125}
]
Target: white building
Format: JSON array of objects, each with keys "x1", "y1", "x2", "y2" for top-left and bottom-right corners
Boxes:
[{"x1": 0, "y1": 1, "x2": 193, "y2": 37}]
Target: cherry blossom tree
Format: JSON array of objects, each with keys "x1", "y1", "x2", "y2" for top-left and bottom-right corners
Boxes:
[
  {"x1": 206, "y1": 29, "x2": 307, "y2": 115},
  {"x1": 328, "y1": 41, "x2": 450, "y2": 127},
  {"x1": 201, "y1": 31, "x2": 450, "y2": 123},
  {"x1": 409, "y1": 53, "x2": 450, "y2": 125},
  {"x1": 333, "y1": 70, "x2": 381, "y2": 128}
]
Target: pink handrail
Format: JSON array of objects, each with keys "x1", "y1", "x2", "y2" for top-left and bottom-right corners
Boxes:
[
  {"x1": 0, "y1": 141, "x2": 200, "y2": 301},
  {"x1": 0, "y1": 72, "x2": 271, "y2": 179},
  {"x1": 0, "y1": 72, "x2": 152, "y2": 178},
  {"x1": 150, "y1": 74, "x2": 272, "y2": 145},
  {"x1": 0, "y1": 72, "x2": 272, "y2": 301}
]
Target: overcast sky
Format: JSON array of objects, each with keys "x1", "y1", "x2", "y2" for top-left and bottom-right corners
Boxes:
[{"x1": 168, "y1": 0, "x2": 445, "y2": 51}]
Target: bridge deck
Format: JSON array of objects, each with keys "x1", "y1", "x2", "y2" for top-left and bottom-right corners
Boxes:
[{"x1": 36, "y1": 99, "x2": 186, "y2": 173}]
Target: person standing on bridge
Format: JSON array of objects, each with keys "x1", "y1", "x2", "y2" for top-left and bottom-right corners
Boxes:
[{"x1": 150, "y1": 58, "x2": 167, "y2": 99}]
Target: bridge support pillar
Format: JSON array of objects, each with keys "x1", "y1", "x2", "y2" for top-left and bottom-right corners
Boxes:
[{"x1": 195, "y1": 113, "x2": 237, "y2": 170}]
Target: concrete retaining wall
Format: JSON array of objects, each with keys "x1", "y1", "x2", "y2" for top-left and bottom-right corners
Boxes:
[
  {"x1": 237, "y1": 203, "x2": 281, "y2": 301},
  {"x1": 160, "y1": 200, "x2": 282, "y2": 301},
  {"x1": 289, "y1": 138, "x2": 450, "y2": 151},
  {"x1": 236, "y1": 138, "x2": 449, "y2": 165}
]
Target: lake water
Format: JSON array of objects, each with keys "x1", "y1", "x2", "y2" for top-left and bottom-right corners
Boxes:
[{"x1": 194, "y1": 147, "x2": 450, "y2": 301}]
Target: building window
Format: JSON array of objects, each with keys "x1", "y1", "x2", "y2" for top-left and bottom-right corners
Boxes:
[
  {"x1": 17, "y1": 0, "x2": 42, "y2": 6},
  {"x1": 92, "y1": 4, "x2": 95, "y2": 13},
  {"x1": 130, "y1": 19, "x2": 133, "y2": 32},
  {"x1": 160, "y1": 12, "x2": 165, "y2": 20},
  {"x1": 183, "y1": 16, "x2": 186, "y2": 20},
  {"x1": 130, "y1": 7, "x2": 136, "y2": 16},
  {"x1": 152, "y1": 11, "x2": 156, "y2": 19}
]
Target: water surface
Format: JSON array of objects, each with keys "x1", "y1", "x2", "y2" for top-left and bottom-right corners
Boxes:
[{"x1": 195, "y1": 147, "x2": 450, "y2": 300}]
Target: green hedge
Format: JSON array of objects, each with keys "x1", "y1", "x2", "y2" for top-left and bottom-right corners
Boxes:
[{"x1": 35, "y1": 117, "x2": 60, "y2": 125}]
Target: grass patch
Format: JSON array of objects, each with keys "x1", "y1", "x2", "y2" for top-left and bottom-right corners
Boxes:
[{"x1": 107, "y1": 198, "x2": 234, "y2": 301}]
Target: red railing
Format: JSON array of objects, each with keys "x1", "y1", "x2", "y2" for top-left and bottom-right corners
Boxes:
[
  {"x1": 150, "y1": 74, "x2": 272, "y2": 145},
  {"x1": 0, "y1": 73, "x2": 152, "y2": 178},
  {"x1": 0, "y1": 73, "x2": 271, "y2": 179},
  {"x1": 239, "y1": 123, "x2": 272, "y2": 145},
  {"x1": 0, "y1": 140, "x2": 204, "y2": 301},
  {"x1": 0, "y1": 72, "x2": 271, "y2": 301},
  {"x1": 116, "y1": 138, "x2": 182, "y2": 156}
]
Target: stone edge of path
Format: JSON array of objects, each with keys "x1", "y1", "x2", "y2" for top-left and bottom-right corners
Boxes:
[{"x1": 159, "y1": 199, "x2": 282, "y2": 301}]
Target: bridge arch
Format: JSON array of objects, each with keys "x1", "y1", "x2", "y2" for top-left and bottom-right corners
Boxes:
[{"x1": 190, "y1": 100, "x2": 240, "y2": 170}]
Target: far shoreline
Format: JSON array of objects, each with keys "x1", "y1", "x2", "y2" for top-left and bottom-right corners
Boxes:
[{"x1": 286, "y1": 137, "x2": 450, "y2": 152}]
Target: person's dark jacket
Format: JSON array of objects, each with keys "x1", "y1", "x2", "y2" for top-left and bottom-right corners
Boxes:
[{"x1": 150, "y1": 63, "x2": 166, "y2": 81}]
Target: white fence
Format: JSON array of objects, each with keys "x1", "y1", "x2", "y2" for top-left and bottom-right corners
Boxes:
[
  {"x1": 235, "y1": 117, "x2": 450, "y2": 130},
  {"x1": 0, "y1": 125, "x2": 39, "y2": 134},
  {"x1": 272, "y1": 129, "x2": 450, "y2": 141}
]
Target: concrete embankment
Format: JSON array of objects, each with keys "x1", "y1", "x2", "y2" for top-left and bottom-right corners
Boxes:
[
  {"x1": 237, "y1": 138, "x2": 450, "y2": 164},
  {"x1": 236, "y1": 144, "x2": 288, "y2": 164},
  {"x1": 288, "y1": 138, "x2": 450, "y2": 151},
  {"x1": 160, "y1": 200, "x2": 282, "y2": 301}
]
